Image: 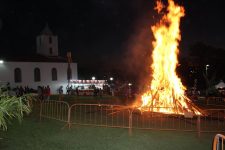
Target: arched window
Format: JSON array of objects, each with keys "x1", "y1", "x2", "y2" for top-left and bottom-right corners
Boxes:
[
  {"x1": 52, "y1": 68, "x2": 57, "y2": 81},
  {"x1": 34, "y1": 68, "x2": 41, "y2": 82},
  {"x1": 14, "y1": 68, "x2": 22, "y2": 83}
]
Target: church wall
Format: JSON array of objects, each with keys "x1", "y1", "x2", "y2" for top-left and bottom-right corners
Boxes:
[{"x1": 0, "y1": 61, "x2": 78, "y2": 94}]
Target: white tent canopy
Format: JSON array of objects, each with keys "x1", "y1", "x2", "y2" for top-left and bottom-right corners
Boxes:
[{"x1": 215, "y1": 80, "x2": 225, "y2": 89}]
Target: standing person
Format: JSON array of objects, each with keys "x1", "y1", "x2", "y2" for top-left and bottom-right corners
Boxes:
[
  {"x1": 15, "y1": 86, "x2": 20, "y2": 97},
  {"x1": 69, "y1": 85, "x2": 73, "y2": 95},
  {"x1": 59, "y1": 86, "x2": 63, "y2": 94},
  {"x1": 66, "y1": 85, "x2": 69, "y2": 95},
  {"x1": 58, "y1": 86, "x2": 63, "y2": 101},
  {"x1": 98, "y1": 88, "x2": 103, "y2": 105},
  {"x1": 37, "y1": 86, "x2": 43, "y2": 101},
  {"x1": 6, "y1": 82, "x2": 11, "y2": 95},
  {"x1": 41, "y1": 86, "x2": 45, "y2": 101},
  {"x1": 110, "y1": 88, "x2": 114, "y2": 96},
  {"x1": 46, "y1": 85, "x2": 51, "y2": 100},
  {"x1": 99, "y1": 88, "x2": 103, "y2": 97},
  {"x1": 76, "y1": 87, "x2": 79, "y2": 96},
  {"x1": 19, "y1": 86, "x2": 24, "y2": 96},
  {"x1": 42, "y1": 86, "x2": 46, "y2": 100}
]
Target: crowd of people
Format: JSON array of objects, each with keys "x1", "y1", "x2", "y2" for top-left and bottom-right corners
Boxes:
[
  {"x1": 1, "y1": 81, "x2": 134, "y2": 101},
  {"x1": 14, "y1": 86, "x2": 36, "y2": 97},
  {"x1": 63, "y1": 84, "x2": 109, "y2": 96},
  {"x1": 37, "y1": 85, "x2": 51, "y2": 101},
  {"x1": 6, "y1": 85, "x2": 51, "y2": 100}
]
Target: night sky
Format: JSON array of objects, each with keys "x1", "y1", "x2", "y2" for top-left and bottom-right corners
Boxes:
[{"x1": 0, "y1": 0, "x2": 225, "y2": 78}]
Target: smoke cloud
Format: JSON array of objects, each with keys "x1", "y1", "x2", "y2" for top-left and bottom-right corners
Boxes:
[{"x1": 122, "y1": 17, "x2": 154, "y2": 92}]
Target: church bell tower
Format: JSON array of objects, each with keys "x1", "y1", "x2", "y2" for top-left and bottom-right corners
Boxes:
[{"x1": 36, "y1": 24, "x2": 59, "y2": 56}]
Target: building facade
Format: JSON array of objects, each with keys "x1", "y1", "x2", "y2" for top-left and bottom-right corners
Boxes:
[{"x1": 0, "y1": 24, "x2": 78, "y2": 94}]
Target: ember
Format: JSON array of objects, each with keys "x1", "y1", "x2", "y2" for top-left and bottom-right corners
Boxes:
[{"x1": 139, "y1": 0, "x2": 201, "y2": 115}]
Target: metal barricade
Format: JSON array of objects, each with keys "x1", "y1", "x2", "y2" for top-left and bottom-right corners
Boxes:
[
  {"x1": 40, "y1": 100, "x2": 70, "y2": 123},
  {"x1": 69, "y1": 104, "x2": 130, "y2": 128},
  {"x1": 201, "y1": 109, "x2": 225, "y2": 132},
  {"x1": 36, "y1": 101, "x2": 225, "y2": 136},
  {"x1": 131, "y1": 108, "x2": 200, "y2": 132},
  {"x1": 213, "y1": 134, "x2": 225, "y2": 150},
  {"x1": 28, "y1": 98, "x2": 41, "y2": 116},
  {"x1": 207, "y1": 97, "x2": 224, "y2": 105}
]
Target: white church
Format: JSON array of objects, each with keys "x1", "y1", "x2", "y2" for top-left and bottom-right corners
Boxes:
[{"x1": 0, "y1": 25, "x2": 78, "y2": 94}]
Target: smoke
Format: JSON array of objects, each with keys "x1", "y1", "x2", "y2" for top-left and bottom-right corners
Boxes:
[{"x1": 122, "y1": 17, "x2": 154, "y2": 92}]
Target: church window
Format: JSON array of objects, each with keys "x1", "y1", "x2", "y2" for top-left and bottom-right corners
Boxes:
[
  {"x1": 52, "y1": 68, "x2": 57, "y2": 81},
  {"x1": 34, "y1": 68, "x2": 41, "y2": 82},
  {"x1": 14, "y1": 68, "x2": 22, "y2": 83}
]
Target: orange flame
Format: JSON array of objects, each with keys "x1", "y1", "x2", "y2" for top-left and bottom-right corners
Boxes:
[{"x1": 140, "y1": 0, "x2": 201, "y2": 115}]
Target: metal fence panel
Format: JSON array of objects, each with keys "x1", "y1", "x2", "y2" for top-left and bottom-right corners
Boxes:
[
  {"x1": 36, "y1": 101, "x2": 225, "y2": 133},
  {"x1": 131, "y1": 110, "x2": 199, "y2": 131},
  {"x1": 70, "y1": 104, "x2": 130, "y2": 128},
  {"x1": 40, "y1": 100, "x2": 69, "y2": 123}
]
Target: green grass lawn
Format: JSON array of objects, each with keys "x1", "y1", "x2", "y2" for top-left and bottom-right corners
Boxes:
[{"x1": 0, "y1": 116, "x2": 216, "y2": 150}]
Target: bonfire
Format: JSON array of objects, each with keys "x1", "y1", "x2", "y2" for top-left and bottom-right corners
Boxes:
[{"x1": 138, "y1": 0, "x2": 201, "y2": 115}]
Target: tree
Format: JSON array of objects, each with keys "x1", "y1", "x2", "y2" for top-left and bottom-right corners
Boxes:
[
  {"x1": 203, "y1": 72, "x2": 217, "y2": 96},
  {"x1": 0, "y1": 86, "x2": 31, "y2": 131},
  {"x1": 186, "y1": 42, "x2": 225, "y2": 90}
]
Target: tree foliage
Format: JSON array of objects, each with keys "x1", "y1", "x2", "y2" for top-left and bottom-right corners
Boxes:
[{"x1": 0, "y1": 86, "x2": 31, "y2": 131}]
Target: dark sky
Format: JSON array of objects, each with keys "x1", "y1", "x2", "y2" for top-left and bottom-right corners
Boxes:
[{"x1": 0, "y1": 0, "x2": 225, "y2": 76}]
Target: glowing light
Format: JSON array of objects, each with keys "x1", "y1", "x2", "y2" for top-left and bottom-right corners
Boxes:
[
  {"x1": 0, "y1": 60, "x2": 3, "y2": 64},
  {"x1": 139, "y1": 0, "x2": 201, "y2": 115}
]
